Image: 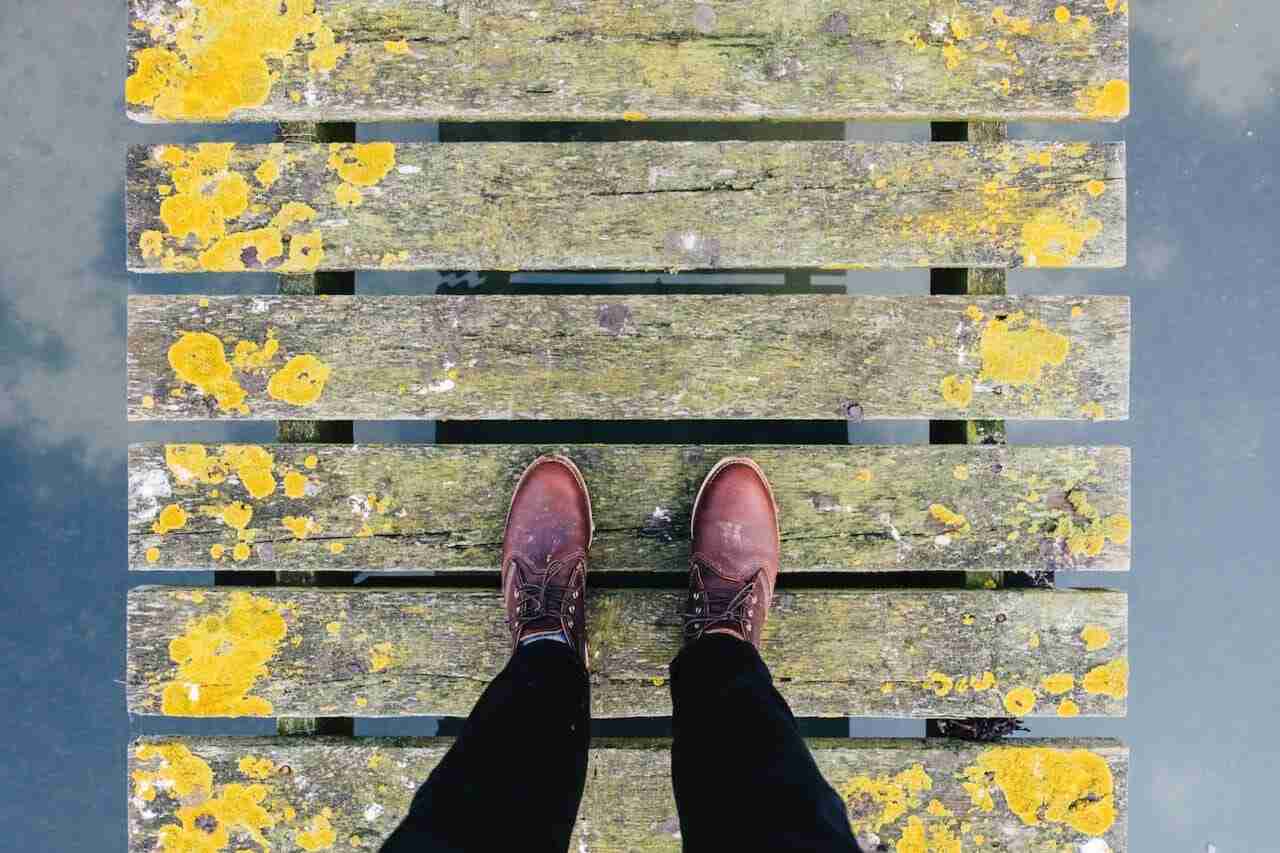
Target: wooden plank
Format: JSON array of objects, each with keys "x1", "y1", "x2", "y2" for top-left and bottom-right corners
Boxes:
[
  {"x1": 128, "y1": 736, "x2": 1128, "y2": 851},
  {"x1": 126, "y1": 295, "x2": 1131, "y2": 421},
  {"x1": 125, "y1": 141, "x2": 1126, "y2": 272},
  {"x1": 127, "y1": 586, "x2": 1129, "y2": 718},
  {"x1": 125, "y1": 0, "x2": 1131, "y2": 124},
  {"x1": 129, "y1": 444, "x2": 1132, "y2": 573}
]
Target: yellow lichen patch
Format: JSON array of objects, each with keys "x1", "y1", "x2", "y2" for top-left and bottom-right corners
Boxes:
[
  {"x1": 233, "y1": 542, "x2": 252, "y2": 561},
  {"x1": 839, "y1": 763, "x2": 932, "y2": 832},
  {"x1": 198, "y1": 227, "x2": 285, "y2": 271},
  {"x1": 125, "y1": 0, "x2": 348, "y2": 120},
  {"x1": 255, "y1": 159, "x2": 281, "y2": 188},
  {"x1": 1026, "y1": 630, "x2": 1041, "y2": 650},
  {"x1": 304, "y1": 454, "x2": 319, "y2": 470},
  {"x1": 212, "y1": 501, "x2": 254, "y2": 531},
  {"x1": 855, "y1": 468, "x2": 874, "y2": 482},
  {"x1": 929, "y1": 503, "x2": 971, "y2": 535},
  {"x1": 268, "y1": 354, "x2": 332, "y2": 406},
  {"x1": 335, "y1": 182, "x2": 364, "y2": 207},
  {"x1": 940, "y1": 374, "x2": 973, "y2": 408},
  {"x1": 971, "y1": 671, "x2": 997, "y2": 692},
  {"x1": 1003, "y1": 687, "x2": 1036, "y2": 715},
  {"x1": 978, "y1": 314, "x2": 1070, "y2": 385},
  {"x1": 329, "y1": 541, "x2": 345, "y2": 554},
  {"x1": 237, "y1": 755, "x2": 276, "y2": 779},
  {"x1": 950, "y1": 17, "x2": 973, "y2": 40},
  {"x1": 222, "y1": 445, "x2": 277, "y2": 499},
  {"x1": 156, "y1": 783, "x2": 275, "y2": 852},
  {"x1": 384, "y1": 39, "x2": 411, "y2": 55},
  {"x1": 270, "y1": 201, "x2": 318, "y2": 229},
  {"x1": 1081, "y1": 621, "x2": 1112, "y2": 650},
  {"x1": 952, "y1": 464, "x2": 969, "y2": 481},
  {"x1": 153, "y1": 504, "x2": 188, "y2": 534},
  {"x1": 923, "y1": 671, "x2": 954, "y2": 697},
  {"x1": 297, "y1": 809, "x2": 337, "y2": 850},
  {"x1": 965, "y1": 304, "x2": 985, "y2": 323},
  {"x1": 963, "y1": 747, "x2": 1116, "y2": 836},
  {"x1": 1071, "y1": 304, "x2": 1085, "y2": 318},
  {"x1": 143, "y1": 394, "x2": 157, "y2": 409},
  {"x1": 366, "y1": 752, "x2": 387, "y2": 770},
  {"x1": 278, "y1": 231, "x2": 325, "y2": 272},
  {"x1": 926, "y1": 799, "x2": 950, "y2": 818},
  {"x1": 140, "y1": 229, "x2": 165, "y2": 259},
  {"x1": 369, "y1": 642, "x2": 395, "y2": 672},
  {"x1": 1021, "y1": 206, "x2": 1104, "y2": 268},
  {"x1": 325, "y1": 621, "x2": 343, "y2": 637},
  {"x1": 1057, "y1": 698, "x2": 1081, "y2": 717},
  {"x1": 1041, "y1": 672, "x2": 1075, "y2": 695},
  {"x1": 282, "y1": 515, "x2": 321, "y2": 540},
  {"x1": 210, "y1": 544, "x2": 225, "y2": 559},
  {"x1": 1102, "y1": 514, "x2": 1131, "y2": 544},
  {"x1": 1082, "y1": 659, "x2": 1128, "y2": 698},
  {"x1": 1081, "y1": 401, "x2": 1106, "y2": 419},
  {"x1": 991, "y1": 6, "x2": 1033, "y2": 35},
  {"x1": 283, "y1": 471, "x2": 308, "y2": 499},
  {"x1": 880, "y1": 681, "x2": 895, "y2": 695},
  {"x1": 326, "y1": 142, "x2": 396, "y2": 187},
  {"x1": 1086, "y1": 179, "x2": 1107, "y2": 198},
  {"x1": 146, "y1": 547, "x2": 162, "y2": 564},
  {"x1": 1077, "y1": 79, "x2": 1130, "y2": 119},
  {"x1": 161, "y1": 591, "x2": 286, "y2": 716},
  {"x1": 133, "y1": 743, "x2": 215, "y2": 802},
  {"x1": 941, "y1": 43, "x2": 966, "y2": 70},
  {"x1": 1054, "y1": 5, "x2": 1071, "y2": 23},
  {"x1": 167, "y1": 332, "x2": 249, "y2": 414},
  {"x1": 231, "y1": 331, "x2": 280, "y2": 371}
]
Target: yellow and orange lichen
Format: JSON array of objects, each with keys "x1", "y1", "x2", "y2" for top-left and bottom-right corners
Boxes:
[
  {"x1": 928, "y1": 503, "x2": 971, "y2": 535},
  {"x1": 923, "y1": 671, "x2": 954, "y2": 697},
  {"x1": 970, "y1": 671, "x2": 997, "y2": 692},
  {"x1": 952, "y1": 465, "x2": 970, "y2": 481},
  {"x1": 255, "y1": 158, "x2": 281, "y2": 188},
  {"x1": 326, "y1": 142, "x2": 396, "y2": 187},
  {"x1": 334, "y1": 182, "x2": 364, "y2": 208},
  {"x1": 282, "y1": 515, "x2": 321, "y2": 540},
  {"x1": 146, "y1": 546, "x2": 162, "y2": 564},
  {"x1": 1003, "y1": 687, "x2": 1036, "y2": 715},
  {"x1": 1081, "y1": 623, "x2": 1111, "y2": 652},
  {"x1": 1053, "y1": 488, "x2": 1130, "y2": 558},
  {"x1": 238, "y1": 755, "x2": 276, "y2": 779},
  {"x1": 133, "y1": 743, "x2": 214, "y2": 802},
  {"x1": 297, "y1": 808, "x2": 337, "y2": 850},
  {"x1": 940, "y1": 374, "x2": 973, "y2": 408},
  {"x1": 839, "y1": 763, "x2": 933, "y2": 832},
  {"x1": 168, "y1": 332, "x2": 250, "y2": 414},
  {"x1": 233, "y1": 542, "x2": 253, "y2": 561},
  {"x1": 283, "y1": 470, "x2": 308, "y2": 499},
  {"x1": 1081, "y1": 400, "x2": 1106, "y2": 419},
  {"x1": 384, "y1": 39, "x2": 411, "y2": 55},
  {"x1": 1076, "y1": 79, "x2": 1130, "y2": 119},
  {"x1": 1040, "y1": 672, "x2": 1075, "y2": 695},
  {"x1": 232, "y1": 331, "x2": 280, "y2": 371},
  {"x1": 125, "y1": 0, "x2": 348, "y2": 120},
  {"x1": 153, "y1": 504, "x2": 188, "y2": 534},
  {"x1": 978, "y1": 312, "x2": 1070, "y2": 385},
  {"x1": 1082, "y1": 658, "x2": 1128, "y2": 699},
  {"x1": 268, "y1": 354, "x2": 332, "y2": 406},
  {"x1": 962, "y1": 747, "x2": 1117, "y2": 836},
  {"x1": 1057, "y1": 698, "x2": 1081, "y2": 717},
  {"x1": 160, "y1": 590, "x2": 286, "y2": 716}
]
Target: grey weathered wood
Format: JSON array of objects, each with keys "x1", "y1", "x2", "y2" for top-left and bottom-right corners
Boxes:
[
  {"x1": 125, "y1": 141, "x2": 1126, "y2": 272},
  {"x1": 124, "y1": 0, "x2": 1131, "y2": 123},
  {"x1": 126, "y1": 295, "x2": 1131, "y2": 421},
  {"x1": 127, "y1": 586, "x2": 1129, "y2": 718},
  {"x1": 128, "y1": 736, "x2": 1128, "y2": 851},
  {"x1": 129, "y1": 443, "x2": 1132, "y2": 573}
]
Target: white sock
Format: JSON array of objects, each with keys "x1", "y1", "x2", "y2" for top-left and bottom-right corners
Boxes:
[{"x1": 520, "y1": 630, "x2": 568, "y2": 646}]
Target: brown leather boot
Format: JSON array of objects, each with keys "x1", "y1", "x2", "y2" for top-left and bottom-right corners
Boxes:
[
  {"x1": 502, "y1": 455, "x2": 593, "y2": 666},
  {"x1": 684, "y1": 457, "x2": 780, "y2": 648}
]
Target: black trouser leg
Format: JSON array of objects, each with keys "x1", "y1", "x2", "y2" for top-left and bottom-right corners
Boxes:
[
  {"x1": 381, "y1": 640, "x2": 590, "y2": 853},
  {"x1": 669, "y1": 634, "x2": 862, "y2": 853}
]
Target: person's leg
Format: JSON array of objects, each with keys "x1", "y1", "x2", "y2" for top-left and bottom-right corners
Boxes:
[
  {"x1": 380, "y1": 638, "x2": 589, "y2": 853},
  {"x1": 670, "y1": 457, "x2": 860, "y2": 853},
  {"x1": 670, "y1": 635, "x2": 860, "y2": 852},
  {"x1": 381, "y1": 455, "x2": 594, "y2": 853}
]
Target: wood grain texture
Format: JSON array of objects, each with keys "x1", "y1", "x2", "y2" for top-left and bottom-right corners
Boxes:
[
  {"x1": 126, "y1": 295, "x2": 1130, "y2": 421},
  {"x1": 125, "y1": 141, "x2": 1126, "y2": 272},
  {"x1": 129, "y1": 443, "x2": 1132, "y2": 573},
  {"x1": 127, "y1": 586, "x2": 1128, "y2": 718},
  {"x1": 128, "y1": 736, "x2": 1129, "y2": 851},
  {"x1": 124, "y1": 0, "x2": 1131, "y2": 123}
]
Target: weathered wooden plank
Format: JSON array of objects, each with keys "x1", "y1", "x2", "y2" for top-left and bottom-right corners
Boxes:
[
  {"x1": 126, "y1": 295, "x2": 1130, "y2": 421},
  {"x1": 129, "y1": 444, "x2": 1132, "y2": 573},
  {"x1": 125, "y1": 0, "x2": 1131, "y2": 123},
  {"x1": 125, "y1": 141, "x2": 1126, "y2": 272},
  {"x1": 128, "y1": 736, "x2": 1128, "y2": 851},
  {"x1": 127, "y1": 586, "x2": 1129, "y2": 718}
]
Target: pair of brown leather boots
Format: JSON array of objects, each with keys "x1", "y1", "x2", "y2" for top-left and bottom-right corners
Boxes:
[{"x1": 502, "y1": 455, "x2": 780, "y2": 663}]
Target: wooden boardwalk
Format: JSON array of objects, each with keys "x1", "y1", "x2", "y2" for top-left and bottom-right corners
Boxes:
[{"x1": 123, "y1": 0, "x2": 1134, "y2": 849}]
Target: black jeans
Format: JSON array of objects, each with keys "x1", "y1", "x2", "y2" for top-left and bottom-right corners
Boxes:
[{"x1": 381, "y1": 634, "x2": 860, "y2": 853}]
